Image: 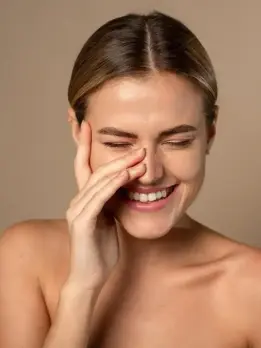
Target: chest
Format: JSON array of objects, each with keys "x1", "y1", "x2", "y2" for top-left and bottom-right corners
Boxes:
[
  {"x1": 86, "y1": 277, "x2": 246, "y2": 348},
  {"x1": 43, "y1": 263, "x2": 247, "y2": 348}
]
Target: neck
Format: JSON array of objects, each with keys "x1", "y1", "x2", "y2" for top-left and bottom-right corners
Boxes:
[{"x1": 116, "y1": 214, "x2": 206, "y2": 275}]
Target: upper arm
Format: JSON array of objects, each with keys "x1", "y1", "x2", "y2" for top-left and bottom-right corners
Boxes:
[
  {"x1": 0, "y1": 222, "x2": 51, "y2": 348},
  {"x1": 241, "y1": 249, "x2": 261, "y2": 348},
  {"x1": 249, "y1": 302, "x2": 261, "y2": 348}
]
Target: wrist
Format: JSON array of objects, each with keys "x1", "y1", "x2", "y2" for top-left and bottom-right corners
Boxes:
[{"x1": 61, "y1": 280, "x2": 100, "y2": 305}]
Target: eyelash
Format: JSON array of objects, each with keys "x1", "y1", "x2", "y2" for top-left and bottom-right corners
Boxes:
[
  {"x1": 103, "y1": 142, "x2": 131, "y2": 148},
  {"x1": 103, "y1": 140, "x2": 193, "y2": 149}
]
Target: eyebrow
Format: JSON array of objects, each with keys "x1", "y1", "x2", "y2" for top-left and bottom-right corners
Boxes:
[{"x1": 97, "y1": 125, "x2": 197, "y2": 139}]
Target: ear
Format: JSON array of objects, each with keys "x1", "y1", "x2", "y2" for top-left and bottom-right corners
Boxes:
[
  {"x1": 206, "y1": 105, "x2": 219, "y2": 154},
  {"x1": 67, "y1": 107, "x2": 81, "y2": 146}
]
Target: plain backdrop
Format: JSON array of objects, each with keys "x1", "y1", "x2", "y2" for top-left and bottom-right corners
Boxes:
[{"x1": 0, "y1": 0, "x2": 260, "y2": 246}]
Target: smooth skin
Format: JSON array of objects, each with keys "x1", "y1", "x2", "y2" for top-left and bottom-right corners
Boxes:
[
  {"x1": 1, "y1": 72, "x2": 261, "y2": 348},
  {"x1": 0, "y1": 126, "x2": 147, "y2": 348}
]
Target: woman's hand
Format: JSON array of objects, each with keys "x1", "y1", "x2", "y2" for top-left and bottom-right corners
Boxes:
[{"x1": 65, "y1": 121, "x2": 146, "y2": 291}]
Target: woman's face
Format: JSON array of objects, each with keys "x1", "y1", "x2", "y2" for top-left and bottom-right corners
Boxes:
[{"x1": 86, "y1": 72, "x2": 215, "y2": 239}]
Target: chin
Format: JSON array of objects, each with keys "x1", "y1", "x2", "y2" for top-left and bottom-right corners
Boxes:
[
  {"x1": 106, "y1": 181, "x2": 202, "y2": 240},
  {"x1": 117, "y1": 214, "x2": 179, "y2": 239}
]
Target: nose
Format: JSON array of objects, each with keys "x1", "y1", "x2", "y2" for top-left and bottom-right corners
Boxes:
[{"x1": 137, "y1": 147, "x2": 164, "y2": 185}]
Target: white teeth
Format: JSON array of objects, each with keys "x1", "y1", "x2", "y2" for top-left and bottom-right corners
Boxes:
[
  {"x1": 127, "y1": 188, "x2": 171, "y2": 202},
  {"x1": 139, "y1": 194, "x2": 148, "y2": 202},
  {"x1": 134, "y1": 192, "x2": 139, "y2": 200},
  {"x1": 156, "y1": 191, "x2": 162, "y2": 199},
  {"x1": 148, "y1": 193, "x2": 157, "y2": 201}
]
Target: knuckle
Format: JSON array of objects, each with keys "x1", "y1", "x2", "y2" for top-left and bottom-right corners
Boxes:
[
  {"x1": 66, "y1": 207, "x2": 74, "y2": 222},
  {"x1": 69, "y1": 198, "x2": 76, "y2": 208},
  {"x1": 74, "y1": 153, "x2": 80, "y2": 167},
  {"x1": 66, "y1": 213, "x2": 83, "y2": 232},
  {"x1": 68, "y1": 192, "x2": 82, "y2": 208}
]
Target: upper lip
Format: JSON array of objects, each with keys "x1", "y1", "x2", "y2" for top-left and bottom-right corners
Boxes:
[{"x1": 123, "y1": 184, "x2": 176, "y2": 194}]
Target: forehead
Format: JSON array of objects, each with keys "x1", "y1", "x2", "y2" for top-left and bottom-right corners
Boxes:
[{"x1": 88, "y1": 73, "x2": 204, "y2": 130}]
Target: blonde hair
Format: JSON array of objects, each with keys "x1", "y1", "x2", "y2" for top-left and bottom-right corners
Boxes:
[{"x1": 68, "y1": 11, "x2": 218, "y2": 125}]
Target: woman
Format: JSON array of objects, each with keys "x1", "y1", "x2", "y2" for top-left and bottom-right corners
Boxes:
[{"x1": 1, "y1": 10, "x2": 261, "y2": 348}]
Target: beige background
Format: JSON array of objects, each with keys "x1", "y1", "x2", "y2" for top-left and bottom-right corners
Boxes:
[{"x1": 0, "y1": 1, "x2": 260, "y2": 246}]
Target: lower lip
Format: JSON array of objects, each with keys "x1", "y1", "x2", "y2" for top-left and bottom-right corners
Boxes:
[{"x1": 122, "y1": 186, "x2": 178, "y2": 212}]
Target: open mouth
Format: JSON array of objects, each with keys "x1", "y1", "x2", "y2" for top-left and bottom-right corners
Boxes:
[{"x1": 120, "y1": 184, "x2": 178, "y2": 204}]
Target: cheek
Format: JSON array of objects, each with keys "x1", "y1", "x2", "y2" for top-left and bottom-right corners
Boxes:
[
  {"x1": 89, "y1": 142, "x2": 123, "y2": 172},
  {"x1": 166, "y1": 148, "x2": 206, "y2": 182}
]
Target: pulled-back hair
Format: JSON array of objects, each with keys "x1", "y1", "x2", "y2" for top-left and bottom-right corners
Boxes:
[{"x1": 68, "y1": 11, "x2": 218, "y2": 125}]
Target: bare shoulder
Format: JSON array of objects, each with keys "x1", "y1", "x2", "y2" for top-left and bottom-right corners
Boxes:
[
  {"x1": 229, "y1": 241, "x2": 261, "y2": 345},
  {"x1": 0, "y1": 219, "x2": 70, "y2": 317},
  {"x1": 198, "y1": 224, "x2": 261, "y2": 301},
  {"x1": 213, "y1": 229, "x2": 261, "y2": 274},
  {"x1": 206, "y1": 229, "x2": 261, "y2": 344},
  {"x1": 0, "y1": 219, "x2": 70, "y2": 346},
  {"x1": 226, "y1": 235, "x2": 261, "y2": 292},
  {"x1": 0, "y1": 218, "x2": 69, "y2": 263},
  {"x1": 1, "y1": 218, "x2": 69, "y2": 240},
  {"x1": 199, "y1": 224, "x2": 261, "y2": 267},
  {"x1": 0, "y1": 218, "x2": 70, "y2": 290}
]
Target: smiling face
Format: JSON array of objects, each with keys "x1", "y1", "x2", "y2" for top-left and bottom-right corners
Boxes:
[{"x1": 83, "y1": 72, "x2": 215, "y2": 239}]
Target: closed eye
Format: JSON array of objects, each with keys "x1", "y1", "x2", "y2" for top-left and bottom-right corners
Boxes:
[
  {"x1": 103, "y1": 139, "x2": 194, "y2": 149},
  {"x1": 163, "y1": 139, "x2": 194, "y2": 147},
  {"x1": 103, "y1": 142, "x2": 133, "y2": 148}
]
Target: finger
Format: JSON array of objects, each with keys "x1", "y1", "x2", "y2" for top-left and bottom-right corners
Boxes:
[
  {"x1": 69, "y1": 162, "x2": 146, "y2": 219},
  {"x1": 78, "y1": 170, "x2": 129, "y2": 225},
  {"x1": 70, "y1": 161, "x2": 146, "y2": 209},
  {"x1": 72, "y1": 147, "x2": 145, "y2": 206},
  {"x1": 74, "y1": 121, "x2": 92, "y2": 190},
  {"x1": 86, "y1": 162, "x2": 146, "y2": 205},
  {"x1": 69, "y1": 171, "x2": 120, "y2": 210},
  {"x1": 68, "y1": 171, "x2": 121, "y2": 221},
  {"x1": 78, "y1": 147, "x2": 145, "y2": 198}
]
